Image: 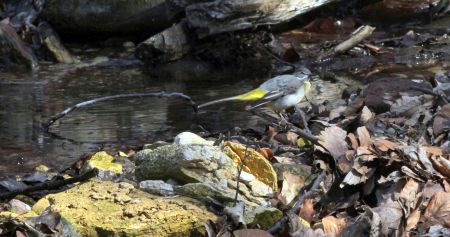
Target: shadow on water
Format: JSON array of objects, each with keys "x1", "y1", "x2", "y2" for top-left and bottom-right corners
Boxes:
[{"x1": 0, "y1": 59, "x2": 268, "y2": 176}]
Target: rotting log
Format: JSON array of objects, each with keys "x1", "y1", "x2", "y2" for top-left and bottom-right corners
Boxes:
[{"x1": 185, "y1": 0, "x2": 339, "y2": 37}]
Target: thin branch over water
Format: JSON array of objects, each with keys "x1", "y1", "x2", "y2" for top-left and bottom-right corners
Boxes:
[{"x1": 43, "y1": 91, "x2": 198, "y2": 130}]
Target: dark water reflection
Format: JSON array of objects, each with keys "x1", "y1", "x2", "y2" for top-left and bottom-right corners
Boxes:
[{"x1": 0, "y1": 62, "x2": 263, "y2": 176}]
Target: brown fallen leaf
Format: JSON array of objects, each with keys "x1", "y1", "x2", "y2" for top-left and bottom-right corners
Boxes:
[
  {"x1": 430, "y1": 155, "x2": 450, "y2": 178},
  {"x1": 422, "y1": 181, "x2": 446, "y2": 208},
  {"x1": 357, "y1": 126, "x2": 372, "y2": 147},
  {"x1": 322, "y1": 215, "x2": 347, "y2": 237},
  {"x1": 422, "y1": 192, "x2": 450, "y2": 228},
  {"x1": 405, "y1": 209, "x2": 421, "y2": 236},
  {"x1": 347, "y1": 133, "x2": 359, "y2": 151},
  {"x1": 329, "y1": 106, "x2": 347, "y2": 121},
  {"x1": 374, "y1": 139, "x2": 398, "y2": 152},
  {"x1": 399, "y1": 179, "x2": 420, "y2": 211},
  {"x1": 317, "y1": 126, "x2": 348, "y2": 173},
  {"x1": 280, "y1": 172, "x2": 306, "y2": 205},
  {"x1": 233, "y1": 229, "x2": 274, "y2": 237},
  {"x1": 433, "y1": 104, "x2": 450, "y2": 136},
  {"x1": 223, "y1": 141, "x2": 278, "y2": 192},
  {"x1": 299, "y1": 198, "x2": 315, "y2": 223},
  {"x1": 258, "y1": 147, "x2": 274, "y2": 160},
  {"x1": 425, "y1": 146, "x2": 444, "y2": 156}
]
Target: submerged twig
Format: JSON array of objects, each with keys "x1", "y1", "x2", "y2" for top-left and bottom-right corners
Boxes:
[
  {"x1": 0, "y1": 169, "x2": 99, "y2": 200},
  {"x1": 43, "y1": 91, "x2": 198, "y2": 130},
  {"x1": 268, "y1": 171, "x2": 326, "y2": 234}
]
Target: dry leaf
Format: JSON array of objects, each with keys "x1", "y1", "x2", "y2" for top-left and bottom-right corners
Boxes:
[
  {"x1": 430, "y1": 155, "x2": 450, "y2": 178},
  {"x1": 280, "y1": 172, "x2": 305, "y2": 205},
  {"x1": 425, "y1": 146, "x2": 444, "y2": 156},
  {"x1": 223, "y1": 141, "x2": 278, "y2": 192},
  {"x1": 360, "y1": 106, "x2": 374, "y2": 124},
  {"x1": 273, "y1": 156, "x2": 295, "y2": 164},
  {"x1": 329, "y1": 106, "x2": 347, "y2": 121},
  {"x1": 258, "y1": 147, "x2": 274, "y2": 160},
  {"x1": 347, "y1": 133, "x2": 359, "y2": 150},
  {"x1": 433, "y1": 104, "x2": 450, "y2": 136},
  {"x1": 357, "y1": 126, "x2": 372, "y2": 147},
  {"x1": 405, "y1": 209, "x2": 421, "y2": 235},
  {"x1": 233, "y1": 229, "x2": 274, "y2": 237},
  {"x1": 374, "y1": 139, "x2": 398, "y2": 152},
  {"x1": 322, "y1": 215, "x2": 347, "y2": 236},
  {"x1": 399, "y1": 179, "x2": 420, "y2": 210},
  {"x1": 318, "y1": 126, "x2": 348, "y2": 173},
  {"x1": 299, "y1": 198, "x2": 315, "y2": 223},
  {"x1": 423, "y1": 192, "x2": 450, "y2": 228}
]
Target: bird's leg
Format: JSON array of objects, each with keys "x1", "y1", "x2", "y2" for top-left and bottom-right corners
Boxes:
[
  {"x1": 294, "y1": 105, "x2": 311, "y2": 134},
  {"x1": 277, "y1": 112, "x2": 290, "y2": 128}
]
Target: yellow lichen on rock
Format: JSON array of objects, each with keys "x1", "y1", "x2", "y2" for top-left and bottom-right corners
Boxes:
[
  {"x1": 222, "y1": 141, "x2": 278, "y2": 192},
  {"x1": 32, "y1": 179, "x2": 216, "y2": 237},
  {"x1": 83, "y1": 151, "x2": 122, "y2": 174}
]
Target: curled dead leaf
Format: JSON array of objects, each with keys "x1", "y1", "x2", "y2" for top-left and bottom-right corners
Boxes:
[
  {"x1": 322, "y1": 215, "x2": 347, "y2": 236},
  {"x1": 374, "y1": 139, "x2": 398, "y2": 152},
  {"x1": 422, "y1": 192, "x2": 450, "y2": 228},
  {"x1": 317, "y1": 126, "x2": 348, "y2": 173},
  {"x1": 430, "y1": 155, "x2": 450, "y2": 178},
  {"x1": 356, "y1": 126, "x2": 372, "y2": 147},
  {"x1": 258, "y1": 147, "x2": 274, "y2": 160},
  {"x1": 299, "y1": 199, "x2": 315, "y2": 224},
  {"x1": 223, "y1": 141, "x2": 278, "y2": 192}
]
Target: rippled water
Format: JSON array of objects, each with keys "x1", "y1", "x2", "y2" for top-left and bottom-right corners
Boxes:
[
  {"x1": 1, "y1": 44, "x2": 447, "y2": 176},
  {"x1": 0, "y1": 59, "x2": 271, "y2": 176}
]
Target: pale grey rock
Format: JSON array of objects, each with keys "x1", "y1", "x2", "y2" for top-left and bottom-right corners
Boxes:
[{"x1": 139, "y1": 180, "x2": 175, "y2": 196}]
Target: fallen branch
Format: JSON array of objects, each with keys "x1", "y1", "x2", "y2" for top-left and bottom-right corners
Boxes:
[
  {"x1": 0, "y1": 169, "x2": 99, "y2": 200},
  {"x1": 317, "y1": 25, "x2": 376, "y2": 61},
  {"x1": 43, "y1": 91, "x2": 198, "y2": 130},
  {"x1": 267, "y1": 171, "x2": 326, "y2": 234}
]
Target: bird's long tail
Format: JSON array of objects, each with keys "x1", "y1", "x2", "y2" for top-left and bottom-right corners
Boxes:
[{"x1": 198, "y1": 87, "x2": 267, "y2": 109}]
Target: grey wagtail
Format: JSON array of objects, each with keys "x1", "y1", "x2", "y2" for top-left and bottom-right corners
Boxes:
[{"x1": 198, "y1": 73, "x2": 311, "y2": 112}]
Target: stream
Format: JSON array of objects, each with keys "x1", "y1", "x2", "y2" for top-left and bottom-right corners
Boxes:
[
  {"x1": 1, "y1": 36, "x2": 449, "y2": 176},
  {"x1": 0, "y1": 57, "x2": 276, "y2": 176}
]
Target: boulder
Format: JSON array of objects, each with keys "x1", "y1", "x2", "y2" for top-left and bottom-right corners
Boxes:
[{"x1": 32, "y1": 179, "x2": 216, "y2": 237}]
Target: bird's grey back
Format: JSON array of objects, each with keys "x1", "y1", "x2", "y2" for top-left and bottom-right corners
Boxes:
[{"x1": 260, "y1": 74, "x2": 308, "y2": 94}]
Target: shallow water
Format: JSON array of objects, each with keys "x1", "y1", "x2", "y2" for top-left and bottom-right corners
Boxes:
[
  {"x1": 0, "y1": 60, "x2": 271, "y2": 176},
  {"x1": 1, "y1": 40, "x2": 448, "y2": 176}
]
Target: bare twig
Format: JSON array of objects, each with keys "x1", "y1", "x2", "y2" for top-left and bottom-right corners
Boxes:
[
  {"x1": 43, "y1": 91, "x2": 198, "y2": 130},
  {"x1": 267, "y1": 171, "x2": 326, "y2": 234},
  {"x1": 317, "y1": 25, "x2": 376, "y2": 61},
  {"x1": 249, "y1": 109, "x2": 319, "y2": 145},
  {"x1": 0, "y1": 169, "x2": 99, "y2": 200},
  {"x1": 234, "y1": 143, "x2": 250, "y2": 205}
]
